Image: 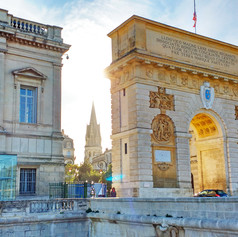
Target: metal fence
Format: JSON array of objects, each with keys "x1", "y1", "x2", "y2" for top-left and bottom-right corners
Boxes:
[{"x1": 49, "y1": 182, "x2": 107, "y2": 199}]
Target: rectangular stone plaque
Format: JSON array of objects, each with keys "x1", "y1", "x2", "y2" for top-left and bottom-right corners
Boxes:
[
  {"x1": 155, "y1": 150, "x2": 171, "y2": 163},
  {"x1": 146, "y1": 29, "x2": 238, "y2": 76}
]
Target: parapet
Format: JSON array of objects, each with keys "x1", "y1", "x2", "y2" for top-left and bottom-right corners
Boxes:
[{"x1": 0, "y1": 8, "x2": 69, "y2": 52}]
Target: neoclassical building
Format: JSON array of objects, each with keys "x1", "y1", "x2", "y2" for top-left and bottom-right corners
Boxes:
[
  {"x1": 105, "y1": 15, "x2": 238, "y2": 197},
  {"x1": 0, "y1": 9, "x2": 70, "y2": 199}
]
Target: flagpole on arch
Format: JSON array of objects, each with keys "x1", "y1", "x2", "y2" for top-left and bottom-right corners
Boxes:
[{"x1": 193, "y1": 0, "x2": 197, "y2": 33}]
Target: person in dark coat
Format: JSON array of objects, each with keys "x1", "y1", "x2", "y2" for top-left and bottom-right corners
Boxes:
[{"x1": 110, "y1": 187, "x2": 116, "y2": 197}]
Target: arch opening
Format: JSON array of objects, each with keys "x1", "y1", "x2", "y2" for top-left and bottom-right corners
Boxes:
[{"x1": 189, "y1": 113, "x2": 226, "y2": 194}]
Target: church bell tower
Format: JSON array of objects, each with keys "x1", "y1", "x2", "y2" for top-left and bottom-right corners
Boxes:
[{"x1": 84, "y1": 103, "x2": 102, "y2": 163}]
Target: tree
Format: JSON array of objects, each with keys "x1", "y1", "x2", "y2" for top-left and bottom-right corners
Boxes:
[
  {"x1": 65, "y1": 164, "x2": 80, "y2": 183},
  {"x1": 65, "y1": 162, "x2": 101, "y2": 183}
]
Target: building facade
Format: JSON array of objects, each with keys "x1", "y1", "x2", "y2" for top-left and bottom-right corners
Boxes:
[
  {"x1": 91, "y1": 148, "x2": 112, "y2": 172},
  {"x1": 0, "y1": 9, "x2": 70, "y2": 199},
  {"x1": 62, "y1": 130, "x2": 75, "y2": 164},
  {"x1": 105, "y1": 15, "x2": 238, "y2": 197}
]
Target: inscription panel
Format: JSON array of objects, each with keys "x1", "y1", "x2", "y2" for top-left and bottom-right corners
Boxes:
[{"x1": 146, "y1": 30, "x2": 238, "y2": 75}]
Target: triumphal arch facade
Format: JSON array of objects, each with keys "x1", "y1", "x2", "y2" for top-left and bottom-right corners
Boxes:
[{"x1": 105, "y1": 15, "x2": 238, "y2": 197}]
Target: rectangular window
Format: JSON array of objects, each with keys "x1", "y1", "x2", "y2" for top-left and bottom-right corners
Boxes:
[
  {"x1": 123, "y1": 88, "x2": 126, "y2": 96},
  {"x1": 20, "y1": 168, "x2": 36, "y2": 195},
  {"x1": 20, "y1": 87, "x2": 37, "y2": 123},
  {"x1": 125, "y1": 143, "x2": 127, "y2": 154}
]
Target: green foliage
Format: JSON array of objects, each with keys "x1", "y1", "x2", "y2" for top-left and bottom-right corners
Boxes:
[
  {"x1": 65, "y1": 162, "x2": 113, "y2": 193},
  {"x1": 65, "y1": 162, "x2": 101, "y2": 183}
]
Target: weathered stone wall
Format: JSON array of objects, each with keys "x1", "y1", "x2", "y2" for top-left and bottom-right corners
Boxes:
[{"x1": 1, "y1": 198, "x2": 238, "y2": 236}]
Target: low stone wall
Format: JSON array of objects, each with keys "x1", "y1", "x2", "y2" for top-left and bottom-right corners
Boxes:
[
  {"x1": 0, "y1": 199, "x2": 89, "y2": 237},
  {"x1": 0, "y1": 198, "x2": 238, "y2": 236},
  {"x1": 89, "y1": 197, "x2": 238, "y2": 220},
  {"x1": 88, "y1": 213, "x2": 238, "y2": 237}
]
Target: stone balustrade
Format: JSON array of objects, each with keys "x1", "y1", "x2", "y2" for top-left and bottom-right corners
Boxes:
[
  {"x1": 0, "y1": 199, "x2": 88, "y2": 216},
  {"x1": 0, "y1": 8, "x2": 63, "y2": 41},
  {"x1": 10, "y1": 17, "x2": 47, "y2": 36},
  {"x1": 30, "y1": 199, "x2": 75, "y2": 213}
]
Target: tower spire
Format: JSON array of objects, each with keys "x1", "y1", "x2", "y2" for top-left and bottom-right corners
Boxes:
[{"x1": 84, "y1": 102, "x2": 102, "y2": 163}]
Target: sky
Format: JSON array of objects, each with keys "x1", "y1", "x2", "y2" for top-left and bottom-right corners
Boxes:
[{"x1": 1, "y1": 0, "x2": 238, "y2": 164}]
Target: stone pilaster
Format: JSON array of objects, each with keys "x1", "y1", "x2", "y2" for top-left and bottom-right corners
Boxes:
[
  {"x1": 175, "y1": 132, "x2": 192, "y2": 189},
  {"x1": 226, "y1": 137, "x2": 238, "y2": 195},
  {"x1": 0, "y1": 37, "x2": 7, "y2": 125},
  {"x1": 52, "y1": 63, "x2": 62, "y2": 133}
]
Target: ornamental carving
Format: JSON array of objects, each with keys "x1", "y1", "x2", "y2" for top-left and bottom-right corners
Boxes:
[
  {"x1": 170, "y1": 73, "x2": 177, "y2": 84},
  {"x1": 192, "y1": 79, "x2": 198, "y2": 88},
  {"x1": 150, "y1": 87, "x2": 174, "y2": 111},
  {"x1": 223, "y1": 86, "x2": 229, "y2": 94},
  {"x1": 181, "y1": 75, "x2": 188, "y2": 86},
  {"x1": 200, "y1": 82, "x2": 215, "y2": 109},
  {"x1": 157, "y1": 162, "x2": 171, "y2": 171},
  {"x1": 146, "y1": 69, "x2": 153, "y2": 78},
  {"x1": 233, "y1": 87, "x2": 238, "y2": 96},
  {"x1": 214, "y1": 84, "x2": 220, "y2": 93},
  {"x1": 151, "y1": 114, "x2": 174, "y2": 143},
  {"x1": 155, "y1": 224, "x2": 179, "y2": 237}
]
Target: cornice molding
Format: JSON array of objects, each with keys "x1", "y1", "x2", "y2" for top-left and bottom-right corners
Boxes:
[{"x1": 0, "y1": 31, "x2": 70, "y2": 53}]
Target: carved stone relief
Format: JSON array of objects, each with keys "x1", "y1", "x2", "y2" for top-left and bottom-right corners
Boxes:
[
  {"x1": 170, "y1": 73, "x2": 177, "y2": 84},
  {"x1": 151, "y1": 114, "x2": 174, "y2": 144},
  {"x1": 146, "y1": 68, "x2": 153, "y2": 79},
  {"x1": 233, "y1": 87, "x2": 238, "y2": 96},
  {"x1": 109, "y1": 59, "x2": 238, "y2": 100},
  {"x1": 200, "y1": 82, "x2": 215, "y2": 109},
  {"x1": 155, "y1": 224, "x2": 179, "y2": 237},
  {"x1": 214, "y1": 84, "x2": 220, "y2": 93},
  {"x1": 150, "y1": 87, "x2": 174, "y2": 111},
  {"x1": 223, "y1": 86, "x2": 229, "y2": 94},
  {"x1": 181, "y1": 75, "x2": 188, "y2": 86}
]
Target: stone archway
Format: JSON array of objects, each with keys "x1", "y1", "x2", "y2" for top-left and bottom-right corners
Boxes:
[{"x1": 189, "y1": 113, "x2": 227, "y2": 194}]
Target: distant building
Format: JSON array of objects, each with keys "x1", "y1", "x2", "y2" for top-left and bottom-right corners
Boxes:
[
  {"x1": 62, "y1": 130, "x2": 75, "y2": 164},
  {"x1": 0, "y1": 9, "x2": 70, "y2": 199},
  {"x1": 92, "y1": 148, "x2": 112, "y2": 171},
  {"x1": 84, "y1": 103, "x2": 102, "y2": 163},
  {"x1": 84, "y1": 103, "x2": 111, "y2": 171}
]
